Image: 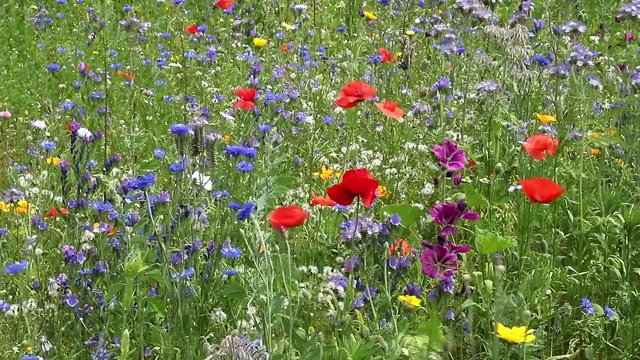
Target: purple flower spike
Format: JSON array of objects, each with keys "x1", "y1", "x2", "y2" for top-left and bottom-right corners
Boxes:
[
  {"x1": 420, "y1": 245, "x2": 459, "y2": 279},
  {"x1": 428, "y1": 200, "x2": 479, "y2": 235},
  {"x1": 432, "y1": 140, "x2": 467, "y2": 171}
]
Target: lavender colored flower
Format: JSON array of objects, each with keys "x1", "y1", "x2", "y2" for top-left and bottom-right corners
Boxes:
[
  {"x1": 428, "y1": 200, "x2": 479, "y2": 235},
  {"x1": 553, "y1": 20, "x2": 587, "y2": 35},
  {"x1": 389, "y1": 213, "x2": 402, "y2": 226},
  {"x1": 548, "y1": 62, "x2": 572, "y2": 78},
  {"x1": 568, "y1": 43, "x2": 599, "y2": 67},
  {"x1": 404, "y1": 282, "x2": 421, "y2": 297},
  {"x1": 420, "y1": 245, "x2": 459, "y2": 279},
  {"x1": 432, "y1": 140, "x2": 467, "y2": 171}
]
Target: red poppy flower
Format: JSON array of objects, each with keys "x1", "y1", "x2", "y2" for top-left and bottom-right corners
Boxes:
[
  {"x1": 268, "y1": 205, "x2": 308, "y2": 231},
  {"x1": 310, "y1": 193, "x2": 337, "y2": 207},
  {"x1": 375, "y1": 100, "x2": 404, "y2": 120},
  {"x1": 116, "y1": 70, "x2": 136, "y2": 81},
  {"x1": 185, "y1": 25, "x2": 198, "y2": 34},
  {"x1": 520, "y1": 178, "x2": 566, "y2": 203},
  {"x1": 327, "y1": 168, "x2": 379, "y2": 208},
  {"x1": 234, "y1": 88, "x2": 257, "y2": 110},
  {"x1": 390, "y1": 239, "x2": 411, "y2": 257},
  {"x1": 467, "y1": 159, "x2": 476, "y2": 168},
  {"x1": 215, "y1": 0, "x2": 235, "y2": 9},
  {"x1": 378, "y1": 48, "x2": 394, "y2": 63},
  {"x1": 522, "y1": 134, "x2": 558, "y2": 160},
  {"x1": 335, "y1": 81, "x2": 377, "y2": 109},
  {"x1": 45, "y1": 206, "x2": 69, "y2": 217}
]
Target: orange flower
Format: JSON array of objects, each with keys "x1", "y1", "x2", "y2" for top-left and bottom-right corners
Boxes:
[
  {"x1": 310, "y1": 193, "x2": 337, "y2": 207},
  {"x1": 390, "y1": 239, "x2": 411, "y2": 257},
  {"x1": 280, "y1": 43, "x2": 290, "y2": 53},
  {"x1": 375, "y1": 100, "x2": 404, "y2": 120},
  {"x1": 590, "y1": 148, "x2": 601, "y2": 156}
]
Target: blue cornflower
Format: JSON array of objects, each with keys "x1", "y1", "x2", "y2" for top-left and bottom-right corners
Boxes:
[
  {"x1": 228, "y1": 202, "x2": 242, "y2": 210},
  {"x1": 603, "y1": 305, "x2": 616, "y2": 320},
  {"x1": 389, "y1": 213, "x2": 402, "y2": 226},
  {"x1": 153, "y1": 148, "x2": 166, "y2": 159},
  {"x1": 47, "y1": 63, "x2": 61, "y2": 72},
  {"x1": 223, "y1": 269, "x2": 238, "y2": 276},
  {"x1": 581, "y1": 297, "x2": 594, "y2": 316},
  {"x1": 169, "y1": 124, "x2": 191, "y2": 135},
  {"x1": 168, "y1": 163, "x2": 185, "y2": 172},
  {"x1": 0, "y1": 228, "x2": 8, "y2": 235},
  {"x1": 431, "y1": 76, "x2": 452, "y2": 92},
  {"x1": 123, "y1": 5, "x2": 132, "y2": 12},
  {"x1": 236, "y1": 161, "x2": 254, "y2": 173},
  {"x1": 237, "y1": 202, "x2": 255, "y2": 221},
  {"x1": 534, "y1": 54, "x2": 550, "y2": 66},
  {"x1": 4, "y1": 260, "x2": 28, "y2": 275},
  {"x1": 40, "y1": 140, "x2": 56, "y2": 151},
  {"x1": 130, "y1": 173, "x2": 155, "y2": 190},
  {"x1": 220, "y1": 240, "x2": 242, "y2": 259},
  {"x1": 212, "y1": 190, "x2": 229, "y2": 200}
]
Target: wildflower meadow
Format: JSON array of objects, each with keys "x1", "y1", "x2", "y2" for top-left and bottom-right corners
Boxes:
[{"x1": 2, "y1": 0, "x2": 640, "y2": 359}]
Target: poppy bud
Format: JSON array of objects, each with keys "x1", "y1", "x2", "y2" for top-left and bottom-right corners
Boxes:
[
  {"x1": 419, "y1": 87, "x2": 429, "y2": 97},
  {"x1": 445, "y1": 171, "x2": 454, "y2": 178},
  {"x1": 433, "y1": 177, "x2": 440, "y2": 187},
  {"x1": 494, "y1": 162, "x2": 504, "y2": 175}
]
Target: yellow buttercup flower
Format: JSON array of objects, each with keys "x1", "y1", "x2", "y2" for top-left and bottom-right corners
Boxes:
[
  {"x1": 398, "y1": 295, "x2": 422, "y2": 308},
  {"x1": 253, "y1": 37, "x2": 268, "y2": 47},
  {"x1": 395, "y1": 51, "x2": 403, "y2": 58},
  {"x1": 406, "y1": 30, "x2": 416, "y2": 36},
  {"x1": 313, "y1": 166, "x2": 341, "y2": 180},
  {"x1": 363, "y1": 11, "x2": 377, "y2": 20},
  {"x1": 590, "y1": 148, "x2": 601, "y2": 156},
  {"x1": 496, "y1": 323, "x2": 536, "y2": 344},
  {"x1": 92, "y1": 50, "x2": 99, "y2": 55},
  {"x1": 222, "y1": 134, "x2": 231, "y2": 141},
  {"x1": 30, "y1": 5, "x2": 38, "y2": 10},
  {"x1": 281, "y1": 22, "x2": 295, "y2": 31},
  {"x1": 0, "y1": 202, "x2": 14, "y2": 212},
  {"x1": 46, "y1": 157, "x2": 61, "y2": 166},
  {"x1": 587, "y1": 132, "x2": 601, "y2": 138},
  {"x1": 535, "y1": 113, "x2": 556, "y2": 124}
]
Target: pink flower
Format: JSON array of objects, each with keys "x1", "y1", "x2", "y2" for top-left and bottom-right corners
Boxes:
[{"x1": 0, "y1": 111, "x2": 12, "y2": 118}]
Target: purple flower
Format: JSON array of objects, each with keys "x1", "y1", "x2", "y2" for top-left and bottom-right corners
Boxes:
[
  {"x1": 604, "y1": 305, "x2": 615, "y2": 320},
  {"x1": 432, "y1": 140, "x2": 467, "y2": 171},
  {"x1": 169, "y1": 124, "x2": 191, "y2": 135},
  {"x1": 404, "y1": 283, "x2": 421, "y2": 297},
  {"x1": 428, "y1": 200, "x2": 479, "y2": 235},
  {"x1": 420, "y1": 245, "x2": 459, "y2": 279},
  {"x1": 389, "y1": 213, "x2": 402, "y2": 226},
  {"x1": 64, "y1": 293, "x2": 79, "y2": 307}
]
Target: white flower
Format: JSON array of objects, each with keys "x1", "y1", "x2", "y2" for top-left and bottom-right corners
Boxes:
[
  {"x1": 191, "y1": 171, "x2": 213, "y2": 191},
  {"x1": 77, "y1": 127, "x2": 93, "y2": 140}
]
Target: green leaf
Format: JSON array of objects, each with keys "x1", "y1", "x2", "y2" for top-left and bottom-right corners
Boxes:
[
  {"x1": 219, "y1": 283, "x2": 247, "y2": 300},
  {"x1": 272, "y1": 175, "x2": 298, "y2": 189},
  {"x1": 380, "y1": 204, "x2": 423, "y2": 227},
  {"x1": 461, "y1": 184, "x2": 489, "y2": 208},
  {"x1": 145, "y1": 298, "x2": 165, "y2": 319},
  {"x1": 475, "y1": 228, "x2": 517, "y2": 255}
]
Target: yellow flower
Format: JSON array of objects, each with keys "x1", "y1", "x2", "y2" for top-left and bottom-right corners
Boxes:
[
  {"x1": 398, "y1": 295, "x2": 422, "y2": 308},
  {"x1": 437, "y1": 9, "x2": 443, "y2": 14},
  {"x1": 617, "y1": 159, "x2": 625, "y2": 165},
  {"x1": 363, "y1": 11, "x2": 377, "y2": 20},
  {"x1": 370, "y1": 32, "x2": 377, "y2": 39},
  {"x1": 26, "y1": 346, "x2": 33, "y2": 353},
  {"x1": 92, "y1": 50, "x2": 99, "y2": 55},
  {"x1": 590, "y1": 148, "x2": 601, "y2": 156},
  {"x1": 406, "y1": 30, "x2": 415, "y2": 36},
  {"x1": 395, "y1": 51, "x2": 403, "y2": 58},
  {"x1": 377, "y1": 185, "x2": 390, "y2": 198},
  {"x1": 535, "y1": 113, "x2": 556, "y2": 124},
  {"x1": 496, "y1": 323, "x2": 536, "y2": 344},
  {"x1": 222, "y1": 135, "x2": 231, "y2": 141},
  {"x1": 281, "y1": 22, "x2": 295, "y2": 30},
  {"x1": 0, "y1": 202, "x2": 13, "y2": 212},
  {"x1": 46, "y1": 157, "x2": 61, "y2": 166},
  {"x1": 253, "y1": 37, "x2": 268, "y2": 47},
  {"x1": 15, "y1": 200, "x2": 31, "y2": 214},
  {"x1": 30, "y1": 5, "x2": 38, "y2": 10},
  {"x1": 313, "y1": 166, "x2": 340, "y2": 180}
]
